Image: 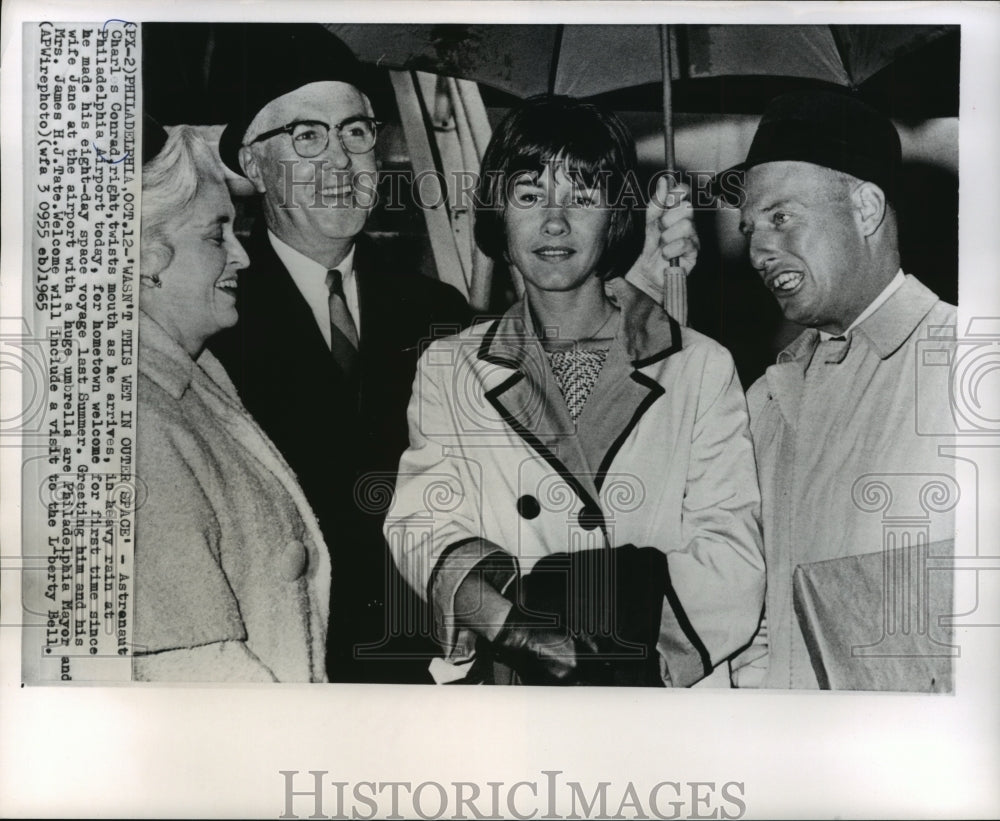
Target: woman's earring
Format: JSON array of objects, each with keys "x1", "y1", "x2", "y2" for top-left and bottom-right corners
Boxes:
[{"x1": 140, "y1": 273, "x2": 162, "y2": 289}]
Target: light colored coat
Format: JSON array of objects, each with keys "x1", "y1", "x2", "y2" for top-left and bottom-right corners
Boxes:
[
  {"x1": 734, "y1": 275, "x2": 957, "y2": 689},
  {"x1": 133, "y1": 314, "x2": 330, "y2": 682},
  {"x1": 386, "y1": 279, "x2": 765, "y2": 686}
]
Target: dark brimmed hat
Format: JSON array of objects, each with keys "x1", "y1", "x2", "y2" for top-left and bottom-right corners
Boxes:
[
  {"x1": 213, "y1": 23, "x2": 370, "y2": 177},
  {"x1": 717, "y1": 90, "x2": 902, "y2": 206}
]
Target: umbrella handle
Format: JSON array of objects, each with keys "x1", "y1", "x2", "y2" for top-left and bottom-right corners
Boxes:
[
  {"x1": 663, "y1": 185, "x2": 688, "y2": 326},
  {"x1": 663, "y1": 266, "x2": 688, "y2": 327},
  {"x1": 660, "y1": 25, "x2": 687, "y2": 326}
]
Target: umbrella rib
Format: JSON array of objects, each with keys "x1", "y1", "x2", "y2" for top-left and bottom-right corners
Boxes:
[
  {"x1": 829, "y1": 26, "x2": 857, "y2": 88},
  {"x1": 548, "y1": 24, "x2": 564, "y2": 96}
]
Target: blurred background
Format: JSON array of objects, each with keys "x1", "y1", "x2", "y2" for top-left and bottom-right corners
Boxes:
[{"x1": 143, "y1": 23, "x2": 959, "y2": 387}]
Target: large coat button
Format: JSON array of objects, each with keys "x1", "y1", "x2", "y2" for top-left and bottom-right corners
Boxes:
[
  {"x1": 278, "y1": 539, "x2": 309, "y2": 581},
  {"x1": 577, "y1": 505, "x2": 602, "y2": 531},
  {"x1": 516, "y1": 494, "x2": 541, "y2": 519}
]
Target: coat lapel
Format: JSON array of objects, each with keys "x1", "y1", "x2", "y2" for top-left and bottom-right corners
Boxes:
[
  {"x1": 577, "y1": 342, "x2": 666, "y2": 491},
  {"x1": 576, "y1": 278, "x2": 680, "y2": 491},
  {"x1": 478, "y1": 303, "x2": 603, "y2": 514},
  {"x1": 766, "y1": 328, "x2": 819, "y2": 429},
  {"x1": 242, "y1": 226, "x2": 333, "y2": 365},
  {"x1": 479, "y1": 278, "x2": 683, "y2": 517},
  {"x1": 351, "y1": 235, "x2": 432, "y2": 369},
  {"x1": 352, "y1": 235, "x2": 374, "y2": 350},
  {"x1": 352, "y1": 233, "x2": 427, "y2": 355}
]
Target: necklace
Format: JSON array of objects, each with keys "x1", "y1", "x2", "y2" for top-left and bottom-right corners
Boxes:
[{"x1": 580, "y1": 306, "x2": 617, "y2": 340}]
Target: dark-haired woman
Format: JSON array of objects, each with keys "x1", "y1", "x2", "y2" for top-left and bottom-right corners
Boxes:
[{"x1": 386, "y1": 96, "x2": 763, "y2": 687}]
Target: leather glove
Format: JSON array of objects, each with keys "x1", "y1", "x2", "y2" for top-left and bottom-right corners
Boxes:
[
  {"x1": 520, "y1": 545, "x2": 669, "y2": 687},
  {"x1": 491, "y1": 604, "x2": 599, "y2": 685}
]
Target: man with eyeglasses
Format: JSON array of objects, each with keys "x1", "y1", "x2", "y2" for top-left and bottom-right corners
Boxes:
[
  {"x1": 208, "y1": 25, "x2": 473, "y2": 684},
  {"x1": 207, "y1": 24, "x2": 700, "y2": 684}
]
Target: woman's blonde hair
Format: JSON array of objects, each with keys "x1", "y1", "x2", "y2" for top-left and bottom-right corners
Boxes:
[{"x1": 141, "y1": 126, "x2": 227, "y2": 277}]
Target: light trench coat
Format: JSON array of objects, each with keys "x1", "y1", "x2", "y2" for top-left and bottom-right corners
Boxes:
[
  {"x1": 734, "y1": 275, "x2": 957, "y2": 689},
  {"x1": 386, "y1": 278, "x2": 765, "y2": 686}
]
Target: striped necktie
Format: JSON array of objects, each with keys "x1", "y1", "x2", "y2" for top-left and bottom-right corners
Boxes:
[{"x1": 326, "y1": 268, "x2": 359, "y2": 378}]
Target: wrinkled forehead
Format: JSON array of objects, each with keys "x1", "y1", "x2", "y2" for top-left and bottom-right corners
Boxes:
[
  {"x1": 246, "y1": 80, "x2": 373, "y2": 141},
  {"x1": 742, "y1": 160, "x2": 842, "y2": 213}
]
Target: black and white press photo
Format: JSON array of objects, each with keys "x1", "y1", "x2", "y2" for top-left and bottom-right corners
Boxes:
[
  {"x1": 124, "y1": 19, "x2": 962, "y2": 691},
  {"x1": 2, "y1": 3, "x2": 998, "y2": 818}
]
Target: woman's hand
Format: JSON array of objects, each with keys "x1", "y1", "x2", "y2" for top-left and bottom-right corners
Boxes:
[
  {"x1": 625, "y1": 176, "x2": 700, "y2": 299},
  {"x1": 454, "y1": 570, "x2": 599, "y2": 684},
  {"x1": 492, "y1": 604, "x2": 600, "y2": 685}
]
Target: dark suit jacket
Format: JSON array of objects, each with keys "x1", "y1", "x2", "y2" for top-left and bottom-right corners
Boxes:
[{"x1": 209, "y1": 223, "x2": 471, "y2": 682}]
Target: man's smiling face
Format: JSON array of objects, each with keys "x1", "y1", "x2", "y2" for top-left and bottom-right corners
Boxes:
[{"x1": 241, "y1": 81, "x2": 378, "y2": 261}]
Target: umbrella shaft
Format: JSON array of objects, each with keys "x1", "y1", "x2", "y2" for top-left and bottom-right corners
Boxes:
[{"x1": 659, "y1": 25, "x2": 676, "y2": 172}]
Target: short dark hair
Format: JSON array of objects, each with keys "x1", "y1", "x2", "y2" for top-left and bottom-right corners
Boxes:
[{"x1": 473, "y1": 95, "x2": 644, "y2": 281}]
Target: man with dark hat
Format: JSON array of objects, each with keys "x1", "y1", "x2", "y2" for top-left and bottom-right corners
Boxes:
[
  {"x1": 725, "y1": 91, "x2": 956, "y2": 689},
  {"x1": 206, "y1": 24, "x2": 701, "y2": 683},
  {"x1": 207, "y1": 24, "x2": 472, "y2": 683}
]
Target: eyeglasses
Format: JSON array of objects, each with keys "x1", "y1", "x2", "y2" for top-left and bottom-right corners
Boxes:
[{"x1": 246, "y1": 117, "x2": 381, "y2": 158}]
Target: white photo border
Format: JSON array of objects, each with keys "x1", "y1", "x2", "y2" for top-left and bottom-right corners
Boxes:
[{"x1": 1, "y1": 1, "x2": 998, "y2": 818}]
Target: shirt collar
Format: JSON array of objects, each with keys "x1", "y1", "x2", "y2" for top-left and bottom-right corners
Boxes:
[
  {"x1": 779, "y1": 273, "x2": 942, "y2": 364},
  {"x1": 480, "y1": 277, "x2": 681, "y2": 368},
  {"x1": 267, "y1": 230, "x2": 359, "y2": 344},
  {"x1": 819, "y1": 269, "x2": 906, "y2": 341},
  {"x1": 268, "y1": 228, "x2": 356, "y2": 283}
]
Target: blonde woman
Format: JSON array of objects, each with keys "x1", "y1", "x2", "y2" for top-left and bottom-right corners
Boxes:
[{"x1": 133, "y1": 127, "x2": 329, "y2": 681}]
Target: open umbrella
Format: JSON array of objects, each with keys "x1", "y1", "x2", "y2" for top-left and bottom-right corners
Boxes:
[
  {"x1": 327, "y1": 23, "x2": 957, "y2": 324},
  {"x1": 329, "y1": 23, "x2": 955, "y2": 96}
]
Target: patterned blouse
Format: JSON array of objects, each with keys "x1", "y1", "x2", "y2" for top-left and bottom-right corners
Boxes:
[{"x1": 545, "y1": 342, "x2": 611, "y2": 421}]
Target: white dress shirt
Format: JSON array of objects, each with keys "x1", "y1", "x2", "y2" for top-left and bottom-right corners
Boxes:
[{"x1": 268, "y1": 230, "x2": 361, "y2": 347}]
